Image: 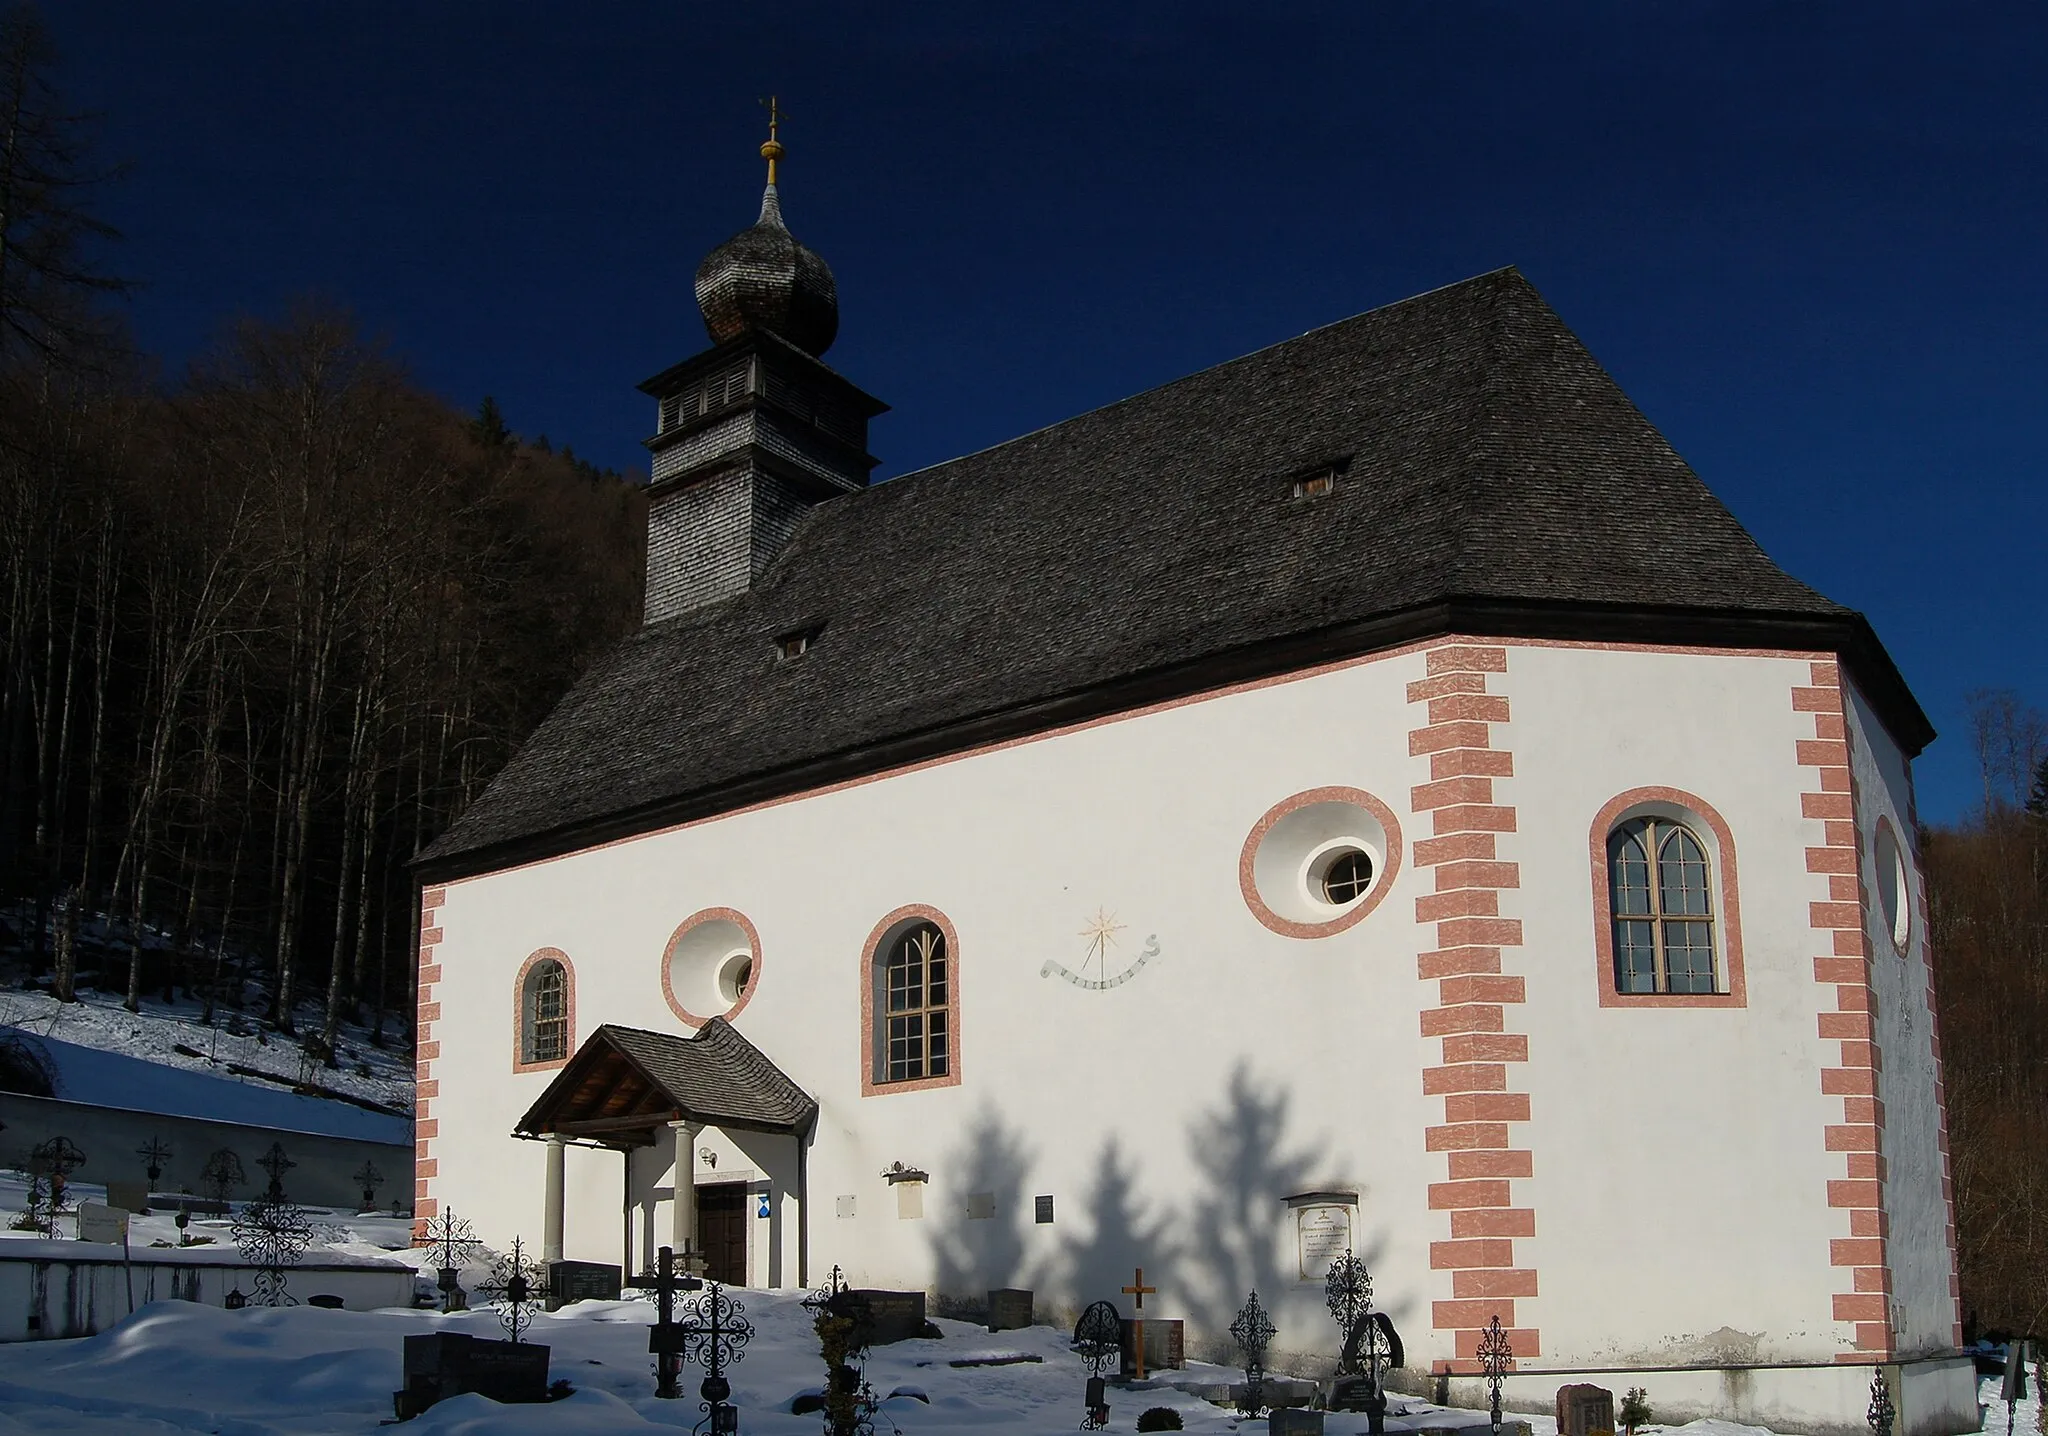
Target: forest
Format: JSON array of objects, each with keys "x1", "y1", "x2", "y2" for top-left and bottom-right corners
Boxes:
[
  {"x1": 1, "y1": 1, "x2": 2046, "y2": 1340},
  {"x1": 0, "y1": 7, "x2": 643, "y2": 1055}
]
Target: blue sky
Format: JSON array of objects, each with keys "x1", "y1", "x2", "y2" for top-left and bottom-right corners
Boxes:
[{"x1": 51, "y1": 3, "x2": 2046, "y2": 822}]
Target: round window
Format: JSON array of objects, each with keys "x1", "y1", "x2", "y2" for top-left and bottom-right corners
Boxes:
[
  {"x1": 719, "y1": 955, "x2": 753, "y2": 1004},
  {"x1": 1873, "y1": 822, "x2": 1910, "y2": 953},
  {"x1": 1240, "y1": 788, "x2": 1402, "y2": 939},
  {"x1": 662, "y1": 909, "x2": 763, "y2": 1026},
  {"x1": 1316, "y1": 847, "x2": 1375, "y2": 906}
]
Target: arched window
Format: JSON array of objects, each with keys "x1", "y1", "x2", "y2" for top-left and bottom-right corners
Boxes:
[
  {"x1": 1608, "y1": 817, "x2": 1717, "y2": 994},
  {"x1": 861, "y1": 906, "x2": 962, "y2": 1095},
  {"x1": 518, "y1": 953, "x2": 572, "y2": 1068},
  {"x1": 882, "y1": 923, "x2": 948, "y2": 1082}
]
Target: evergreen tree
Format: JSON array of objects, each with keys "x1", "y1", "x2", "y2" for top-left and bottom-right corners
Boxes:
[
  {"x1": 469, "y1": 394, "x2": 511, "y2": 448},
  {"x1": 2027, "y1": 753, "x2": 2048, "y2": 817}
]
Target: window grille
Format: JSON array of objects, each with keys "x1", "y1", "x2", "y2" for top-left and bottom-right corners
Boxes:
[
  {"x1": 1608, "y1": 818, "x2": 1717, "y2": 994},
  {"x1": 882, "y1": 924, "x2": 948, "y2": 1083},
  {"x1": 526, "y1": 961, "x2": 568, "y2": 1063}
]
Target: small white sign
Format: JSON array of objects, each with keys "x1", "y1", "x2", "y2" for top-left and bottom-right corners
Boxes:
[
  {"x1": 835, "y1": 1194, "x2": 857, "y2": 1218},
  {"x1": 77, "y1": 1201, "x2": 129, "y2": 1246}
]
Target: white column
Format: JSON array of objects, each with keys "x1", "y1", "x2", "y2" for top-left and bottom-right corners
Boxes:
[
  {"x1": 671, "y1": 1120, "x2": 704, "y2": 1263},
  {"x1": 542, "y1": 1135, "x2": 566, "y2": 1264}
]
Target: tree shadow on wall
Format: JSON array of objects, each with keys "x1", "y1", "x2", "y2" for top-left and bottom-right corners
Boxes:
[
  {"x1": 928, "y1": 1103, "x2": 1038, "y2": 1317},
  {"x1": 1055, "y1": 1135, "x2": 1176, "y2": 1325},
  {"x1": 1181, "y1": 1059, "x2": 1327, "y2": 1361}
]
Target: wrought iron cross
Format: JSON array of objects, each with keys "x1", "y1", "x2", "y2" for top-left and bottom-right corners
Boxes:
[
  {"x1": 352, "y1": 1160, "x2": 383, "y2": 1209},
  {"x1": 137, "y1": 1137, "x2": 173, "y2": 1186},
  {"x1": 475, "y1": 1236, "x2": 542, "y2": 1343},
  {"x1": 1326, "y1": 1253, "x2": 1374, "y2": 1375},
  {"x1": 419, "y1": 1207, "x2": 482, "y2": 1313},
  {"x1": 631, "y1": 1245, "x2": 693, "y2": 1399},
  {"x1": 671, "y1": 1279, "x2": 754, "y2": 1433},
  {"x1": 1478, "y1": 1315, "x2": 1514, "y2": 1436},
  {"x1": 1230, "y1": 1290, "x2": 1277, "y2": 1419},
  {"x1": 256, "y1": 1142, "x2": 295, "y2": 1200}
]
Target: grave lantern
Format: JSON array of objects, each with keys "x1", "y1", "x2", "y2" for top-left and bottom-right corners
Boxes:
[{"x1": 225, "y1": 1287, "x2": 247, "y2": 1310}]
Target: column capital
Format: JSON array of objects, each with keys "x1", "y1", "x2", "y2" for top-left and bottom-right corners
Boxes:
[{"x1": 670, "y1": 1118, "x2": 705, "y2": 1138}]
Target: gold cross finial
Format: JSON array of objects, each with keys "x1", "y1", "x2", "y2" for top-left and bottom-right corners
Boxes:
[{"x1": 759, "y1": 95, "x2": 787, "y2": 186}]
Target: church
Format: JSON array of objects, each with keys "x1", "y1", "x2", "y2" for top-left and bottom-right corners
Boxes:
[{"x1": 412, "y1": 125, "x2": 1974, "y2": 1436}]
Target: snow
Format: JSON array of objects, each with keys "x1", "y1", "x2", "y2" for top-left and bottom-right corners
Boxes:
[
  {"x1": 0, "y1": 1279, "x2": 2020, "y2": 1436},
  {"x1": 3, "y1": 1030, "x2": 408, "y2": 1147},
  {"x1": 0, "y1": 983, "x2": 413, "y2": 1122}
]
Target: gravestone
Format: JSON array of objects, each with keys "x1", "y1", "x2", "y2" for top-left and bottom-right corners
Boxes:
[
  {"x1": 77, "y1": 1201, "x2": 128, "y2": 1245},
  {"x1": 105, "y1": 1180, "x2": 150, "y2": 1215},
  {"x1": 547, "y1": 1259, "x2": 622, "y2": 1309},
  {"x1": 1272, "y1": 1409, "x2": 1326, "y2": 1436},
  {"x1": 392, "y1": 1331, "x2": 551, "y2": 1419},
  {"x1": 1118, "y1": 1318, "x2": 1185, "y2": 1376},
  {"x1": 1556, "y1": 1383, "x2": 1617, "y2": 1436},
  {"x1": 307, "y1": 1294, "x2": 344, "y2": 1309},
  {"x1": 987, "y1": 1288, "x2": 1034, "y2": 1332},
  {"x1": 850, "y1": 1289, "x2": 933, "y2": 1344}
]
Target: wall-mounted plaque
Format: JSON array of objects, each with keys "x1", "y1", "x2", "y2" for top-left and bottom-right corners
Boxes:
[{"x1": 1296, "y1": 1203, "x2": 1353, "y2": 1280}]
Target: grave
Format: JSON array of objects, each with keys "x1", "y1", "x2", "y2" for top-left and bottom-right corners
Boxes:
[
  {"x1": 987, "y1": 1287, "x2": 1034, "y2": 1332},
  {"x1": 850, "y1": 1288, "x2": 935, "y2": 1344},
  {"x1": 1272, "y1": 1409, "x2": 1326, "y2": 1436},
  {"x1": 392, "y1": 1331, "x2": 551, "y2": 1419},
  {"x1": 76, "y1": 1201, "x2": 128, "y2": 1245},
  {"x1": 547, "y1": 1259, "x2": 622, "y2": 1309},
  {"x1": 105, "y1": 1180, "x2": 151, "y2": 1215},
  {"x1": 1118, "y1": 1318, "x2": 1185, "y2": 1376},
  {"x1": 1556, "y1": 1383, "x2": 1616, "y2": 1436}
]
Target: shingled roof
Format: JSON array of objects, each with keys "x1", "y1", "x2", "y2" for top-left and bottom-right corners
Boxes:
[
  {"x1": 422, "y1": 267, "x2": 1928, "y2": 880},
  {"x1": 514, "y1": 1020, "x2": 817, "y2": 1140}
]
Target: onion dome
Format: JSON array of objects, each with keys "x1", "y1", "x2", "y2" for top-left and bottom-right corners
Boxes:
[{"x1": 694, "y1": 119, "x2": 840, "y2": 357}]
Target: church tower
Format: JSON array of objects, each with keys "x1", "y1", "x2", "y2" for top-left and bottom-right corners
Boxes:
[{"x1": 637, "y1": 108, "x2": 887, "y2": 623}]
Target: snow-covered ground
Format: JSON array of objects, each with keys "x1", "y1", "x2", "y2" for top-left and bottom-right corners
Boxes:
[
  {"x1": 0, "y1": 984, "x2": 413, "y2": 1119},
  {"x1": 0, "y1": 1263, "x2": 2020, "y2": 1436}
]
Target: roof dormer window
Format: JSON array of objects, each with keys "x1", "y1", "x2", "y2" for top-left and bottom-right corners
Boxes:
[
  {"x1": 775, "y1": 630, "x2": 813, "y2": 661},
  {"x1": 1293, "y1": 468, "x2": 1337, "y2": 500}
]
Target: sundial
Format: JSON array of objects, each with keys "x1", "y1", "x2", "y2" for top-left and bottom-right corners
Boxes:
[{"x1": 1041, "y1": 907, "x2": 1161, "y2": 990}]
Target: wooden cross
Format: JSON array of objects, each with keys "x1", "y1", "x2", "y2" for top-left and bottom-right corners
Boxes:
[{"x1": 1122, "y1": 1267, "x2": 1158, "y2": 1380}]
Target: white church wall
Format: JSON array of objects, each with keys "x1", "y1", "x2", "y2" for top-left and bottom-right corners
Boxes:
[
  {"x1": 1841, "y1": 679, "x2": 1960, "y2": 1361},
  {"x1": 1499, "y1": 644, "x2": 1845, "y2": 1366},
  {"x1": 422, "y1": 634, "x2": 1953, "y2": 1421}
]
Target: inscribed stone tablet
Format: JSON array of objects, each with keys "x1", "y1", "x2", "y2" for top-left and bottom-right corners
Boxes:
[
  {"x1": 850, "y1": 1289, "x2": 928, "y2": 1344},
  {"x1": 896, "y1": 1182, "x2": 923, "y2": 1220},
  {"x1": 966, "y1": 1191, "x2": 996, "y2": 1220},
  {"x1": 987, "y1": 1288, "x2": 1033, "y2": 1331},
  {"x1": 1296, "y1": 1204, "x2": 1352, "y2": 1280},
  {"x1": 77, "y1": 1201, "x2": 127, "y2": 1245},
  {"x1": 548, "y1": 1260, "x2": 622, "y2": 1308},
  {"x1": 1118, "y1": 1317, "x2": 1185, "y2": 1373},
  {"x1": 106, "y1": 1180, "x2": 150, "y2": 1214}
]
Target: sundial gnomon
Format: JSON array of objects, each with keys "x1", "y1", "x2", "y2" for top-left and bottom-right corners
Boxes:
[{"x1": 1041, "y1": 907, "x2": 1161, "y2": 990}]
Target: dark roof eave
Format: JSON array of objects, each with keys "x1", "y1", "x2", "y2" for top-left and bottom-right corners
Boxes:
[{"x1": 416, "y1": 597, "x2": 1933, "y2": 885}]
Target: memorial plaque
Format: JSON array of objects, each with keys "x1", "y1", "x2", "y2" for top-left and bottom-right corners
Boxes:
[
  {"x1": 851, "y1": 1288, "x2": 928, "y2": 1344},
  {"x1": 106, "y1": 1180, "x2": 150, "y2": 1214},
  {"x1": 1296, "y1": 1204, "x2": 1352, "y2": 1280},
  {"x1": 547, "y1": 1259, "x2": 622, "y2": 1309},
  {"x1": 1119, "y1": 1317, "x2": 1185, "y2": 1375},
  {"x1": 987, "y1": 1288, "x2": 1034, "y2": 1332},
  {"x1": 1272, "y1": 1410, "x2": 1327, "y2": 1436},
  {"x1": 966, "y1": 1191, "x2": 996, "y2": 1220},
  {"x1": 77, "y1": 1201, "x2": 128, "y2": 1245},
  {"x1": 897, "y1": 1182, "x2": 924, "y2": 1220},
  {"x1": 1556, "y1": 1383, "x2": 1616, "y2": 1436}
]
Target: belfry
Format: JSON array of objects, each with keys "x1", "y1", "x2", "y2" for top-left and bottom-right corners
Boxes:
[{"x1": 636, "y1": 107, "x2": 886, "y2": 623}]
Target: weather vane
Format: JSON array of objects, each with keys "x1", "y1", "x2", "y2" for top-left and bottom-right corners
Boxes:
[{"x1": 759, "y1": 95, "x2": 787, "y2": 185}]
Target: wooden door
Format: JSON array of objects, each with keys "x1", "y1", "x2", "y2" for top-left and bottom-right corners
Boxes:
[{"x1": 698, "y1": 1183, "x2": 748, "y2": 1286}]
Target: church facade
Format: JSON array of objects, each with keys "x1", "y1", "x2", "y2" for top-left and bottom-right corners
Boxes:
[{"x1": 414, "y1": 137, "x2": 1974, "y2": 1436}]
